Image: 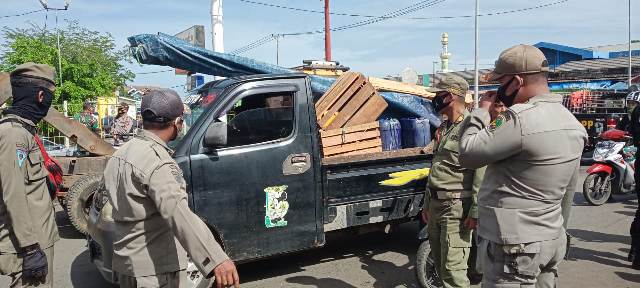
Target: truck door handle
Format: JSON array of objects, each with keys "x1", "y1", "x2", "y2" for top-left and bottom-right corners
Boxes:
[{"x1": 283, "y1": 153, "x2": 311, "y2": 175}]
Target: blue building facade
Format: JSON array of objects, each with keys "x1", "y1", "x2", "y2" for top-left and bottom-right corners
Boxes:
[{"x1": 534, "y1": 41, "x2": 640, "y2": 68}]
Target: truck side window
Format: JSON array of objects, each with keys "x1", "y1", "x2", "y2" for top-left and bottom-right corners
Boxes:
[{"x1": 223, "y1": 92, "x2": 294, "y2": 147}]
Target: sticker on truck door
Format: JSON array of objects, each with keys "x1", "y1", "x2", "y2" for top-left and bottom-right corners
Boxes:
[{"x1": 265, "y1": 185, "x2": 290, "y2": 228}]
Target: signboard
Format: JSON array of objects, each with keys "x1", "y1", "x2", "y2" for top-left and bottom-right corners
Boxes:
[{"x1": 174, "y1": 25, "x2": 206, "y2": 75}]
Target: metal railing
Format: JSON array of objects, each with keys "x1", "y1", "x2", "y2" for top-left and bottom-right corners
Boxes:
[{"x1": 561, "y1": 90, "x2": 626, "y2": 114}]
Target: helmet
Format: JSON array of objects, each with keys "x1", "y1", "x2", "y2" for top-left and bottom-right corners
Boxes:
[{"x1": 626, "y1": 91, "x2": 640, "y2": 103}]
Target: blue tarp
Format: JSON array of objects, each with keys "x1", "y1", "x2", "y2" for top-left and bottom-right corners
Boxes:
[{"x1": 128, "y1": 33, "x2": 440, "y2": 127}]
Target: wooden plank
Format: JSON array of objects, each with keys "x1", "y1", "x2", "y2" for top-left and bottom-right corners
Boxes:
[
  {"x1": 320, "y1": 122, "x2": 379, "y2": 137},
  {"x1": 323, "y1": 138, "x2": 382, "y2": 156},
  {"x1": 343, "y1": 93, "x2": 388, "y2": 128},
  {"x1": 318, "y1": 76, "x2": 366, "y2": 128},
  {"x1": 322, "y1": 147, "x2": 428, "y2": 166},
  {"x1": 338, "y1": 146, "x2": 382, "y2": 157},
  {"x1": 315, "y1": 72, "x2": 360, "y2": 119},
  {"x1": 315, "y1": 72, "x2": 357, "y2": 114},
  {"x1": 0, "y1": 73, "x2": 11, "y2": 106},
  {"x1": 44, "y1": 108, "x2": 115, "y2": 156},
  {"x1": 368, "y1": 77, "x2": 435, "y2": 99},
  {"x1": 321, "y1": 130, "x2": 380, "y2": 147},
  {"x1": 325, "y1": 83, "x2": 376, "y2": 130}
]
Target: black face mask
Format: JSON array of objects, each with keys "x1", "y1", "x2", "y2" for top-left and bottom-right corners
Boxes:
[
  {"x1": 432, "y1": 94, "x2": 452, "y2": 113},
  {"x1": 497, "y1": 77, "x2": 519, "y2": 107},
  {"x1": 5, "y1": 82, "x2": 54, "y2": 124}
]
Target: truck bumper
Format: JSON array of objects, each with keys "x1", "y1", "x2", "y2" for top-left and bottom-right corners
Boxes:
[{"x1": 87, "y1": 200, "x2": 118, "y2": 285}]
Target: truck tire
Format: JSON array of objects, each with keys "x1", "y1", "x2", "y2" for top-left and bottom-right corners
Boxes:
[
  {"x1": 416, "y1": 239, "x2": 443, "y2": 288},
  {"x1": 67, "y1": 174, "x2": 101, "y2": 235},
  {"x1": 583, "y1": 173, "x2": 611, "y2": 206}
]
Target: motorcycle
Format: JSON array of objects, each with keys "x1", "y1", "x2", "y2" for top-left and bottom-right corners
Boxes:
[{"x1": 583, "y1": 129, "x2": 637, "y2": 206}]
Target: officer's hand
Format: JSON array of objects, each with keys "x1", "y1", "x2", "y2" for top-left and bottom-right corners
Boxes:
[
  {"x1": 479, "y1": 91, "x2": 497, "y2": 111},
  {"x1": 22, "y1": 245, "x2": 48, "y2": 281},
  {"x1": 421, "y1": 209, "x2": 429, "y2": 223},
  {"x1": 463, "y1": 217, "x2": 478, "y2": 230},
  {"x1": 214, "y1": 259, "x2": 240, "y2": 288}
]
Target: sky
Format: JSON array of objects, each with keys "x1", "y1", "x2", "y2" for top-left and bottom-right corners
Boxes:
[{"x1": 0, "y1": 0, "x2": 638, "y2": 94}]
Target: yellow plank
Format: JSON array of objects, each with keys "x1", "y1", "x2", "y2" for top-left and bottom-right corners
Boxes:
[{"x1": 368, "y1": 77, "x2": 435, "y2": 99}]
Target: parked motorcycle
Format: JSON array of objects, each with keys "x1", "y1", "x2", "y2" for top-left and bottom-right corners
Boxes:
[{"x1": 583, "y1": 129, "x2": 637, "y2": 206}]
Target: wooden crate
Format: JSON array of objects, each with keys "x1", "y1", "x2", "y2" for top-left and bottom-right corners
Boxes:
[
  {"x1": 315, "y1": 72, "x2": 388, "y2": 130},
  {"x1": 321, "y1": 122, "x2": 382, "y2": 158}
]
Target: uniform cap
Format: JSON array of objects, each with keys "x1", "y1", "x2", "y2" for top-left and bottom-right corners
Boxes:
[
  {"x1": 427, "y1": 74, "x2": 469, "y2": 97},
  {"x1": 490, "y1": 44, "x2": 549, "y2": 81},
  {"x1": 141, "y1": 89, "x2": 184, "y2": 123},
  {"x1": 10, "y1": 62, "x2": 56, "y2": 84}
]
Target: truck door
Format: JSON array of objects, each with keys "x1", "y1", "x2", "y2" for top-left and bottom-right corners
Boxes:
[{"x1": 188, "y1": 77, "x2": 320, "y2": 261}]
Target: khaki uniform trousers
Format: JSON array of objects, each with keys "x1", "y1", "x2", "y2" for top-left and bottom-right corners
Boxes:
[
  {"x1": 480, "y1": 228, "x2": 567, "y2": 288},
  {"x1": 0, "y1": 246, "x2": 54, "y2": 288},
  {"x1": 428, "y1": 197, "x2": 473, "y2": 288},
  {"x1": 119, "y1": 270, "x2": 214, "y2": 288}
]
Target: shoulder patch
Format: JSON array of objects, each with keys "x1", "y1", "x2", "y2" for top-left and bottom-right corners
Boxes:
[
  {"x1": 489, "y1": 112, "x2": 512, "y2": 132},
  {"x1": 16, "y1": 148, "x2": 27, "y2": 167},
  {"x1": 168, "y1": 164, "x2": 184, "y2": 184}
]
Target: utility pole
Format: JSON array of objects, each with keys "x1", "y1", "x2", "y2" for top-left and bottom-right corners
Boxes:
[
  {"x1": 38, "y1": 0, "x2": 70, "y2": 93},
  {"x1": 324, "y1": 0, "x2": 332, "y2": 61},
  {"x1": 275, "y1": 35, "x2": 280, "y2": 66},
  {"x1": 474, "y1": 0, "x2": 480, "y2": 108},
  {"x1": 629, "y1": 0, "x2": 632, "y2": 88},
  {"x1": 432, "y1": 61, "x2": 438, "y2": 87},
  {"x1": 211, "y1": 0, "x2": 224, "y2": 53}
]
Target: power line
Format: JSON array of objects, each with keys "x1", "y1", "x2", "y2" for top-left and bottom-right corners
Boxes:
[
  {"x1": 0, "y1": 9, "x2": 45, "y2": 18},
  {"x1": 238, "y1": 0, "x2": 569, "y2": 20},
  {"x1": 231, "y1": 0, "x2": 446, "y2": 55}
]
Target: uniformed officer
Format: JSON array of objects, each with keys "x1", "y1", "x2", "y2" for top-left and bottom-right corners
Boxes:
[
  {"x1": 458, "y1": 45, "x2": 587, "y2": 287},
  {"x1": 422, "y1": 74, "x2": 486, "y2": 287},
  {"x1": 103, "y1": 89, "x2": 240, "y2": 288},
  {"x1": 0, "y1": 63, "x2": 59, "y2": 287},
  {"x1": 624, "y1": 91, "x2": 640, "y2": 269}
]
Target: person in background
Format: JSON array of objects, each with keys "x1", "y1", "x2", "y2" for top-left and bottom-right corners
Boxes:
[
  {"x1": 74, "y1": 101, "x2": 99, "y2": 133},
  {"x1": 112, "y1": 102, "x2": 134, "y2": 146}
]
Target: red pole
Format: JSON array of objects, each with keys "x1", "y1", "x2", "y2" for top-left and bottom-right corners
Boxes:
[{"x1": 324, "y1": 0, "x2": 331, "y2": 61}]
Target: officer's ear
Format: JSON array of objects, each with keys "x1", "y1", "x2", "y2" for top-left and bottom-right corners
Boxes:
[{"x1": 36, "y1": 90, "x2": 45, "y2": 104}]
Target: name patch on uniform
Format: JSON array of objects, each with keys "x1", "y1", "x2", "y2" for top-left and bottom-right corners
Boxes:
[
  {"x1": 489, "y1": 112, "x2": 512, "y2": 132},
  {"x1": 16, "y1": 149, "x2": 27, "y2": 167}
]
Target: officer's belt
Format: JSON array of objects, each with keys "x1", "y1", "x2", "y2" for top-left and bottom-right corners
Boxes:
[{"x1": 430, "y1": 189, "x2": 473, "y2": 199}]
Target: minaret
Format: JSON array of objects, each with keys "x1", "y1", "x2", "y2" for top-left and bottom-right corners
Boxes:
[{"x1": 440, "y1": 33, "x2": 451, "y2": 73}]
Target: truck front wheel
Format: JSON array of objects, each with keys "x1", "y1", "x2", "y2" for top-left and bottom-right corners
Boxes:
[{"x1": 67, "y1": 174, "x2": 101, "y2": 235}]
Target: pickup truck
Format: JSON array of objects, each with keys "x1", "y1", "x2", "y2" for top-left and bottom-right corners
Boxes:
[{"x1": 87, "y1": 73, "x2": 432, "y2": 284}]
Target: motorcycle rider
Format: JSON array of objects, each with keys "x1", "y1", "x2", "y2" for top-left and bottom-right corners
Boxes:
[{"x1": 625, "y1": 91, "x2": 640, "y2": 269}]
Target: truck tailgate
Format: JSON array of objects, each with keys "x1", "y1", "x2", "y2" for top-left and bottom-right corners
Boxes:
[{"x1": 321, "y1": 148, "x2": 430, "y2": 231}]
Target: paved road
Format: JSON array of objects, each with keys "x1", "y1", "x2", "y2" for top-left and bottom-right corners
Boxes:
[{"x1": 1, "y1": 168, "x2": 639, "y2": 287}]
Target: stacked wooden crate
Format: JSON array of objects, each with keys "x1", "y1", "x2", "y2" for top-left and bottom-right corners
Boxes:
[{"x1": 315, "y1": 72, "x2": 388, "y2": 158}]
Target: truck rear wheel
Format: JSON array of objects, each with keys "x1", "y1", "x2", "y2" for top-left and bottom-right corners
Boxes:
[
  {"x1": 416, "y1": 239, "x2": 443, "y2": 288},
  {"x1": 67, "y1": 174, "x2": 101, "y2": 235}
]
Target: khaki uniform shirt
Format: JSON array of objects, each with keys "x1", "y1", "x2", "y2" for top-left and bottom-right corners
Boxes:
[
  {"x1": 459, "y1": 94, "x2": 587, "y2": 244},
  {"x1": 104, "y1": 130, "x2": 228, "y2": 277},
  {"x1": 0, "y1": 114, "x2": 59, "y2": 253},
  {"x1": 427, "y1": 110, "x2": 485, "y2": 218}
]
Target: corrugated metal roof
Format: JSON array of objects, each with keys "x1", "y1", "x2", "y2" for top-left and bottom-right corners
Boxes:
[
  {"x1": 585, "y1": 42, "x2": 640, "y2": 52},
  {"x1": 555, "y1": 56, "x2": 640, "y2": 72}
]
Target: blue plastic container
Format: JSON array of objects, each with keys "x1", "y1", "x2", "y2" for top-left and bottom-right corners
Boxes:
[
  {"x1": 379, "y1": 119, "x2": 402, "y2": 151},
  {"x1": 400, "y1": 118, "x2": 432, "y2": 148}
]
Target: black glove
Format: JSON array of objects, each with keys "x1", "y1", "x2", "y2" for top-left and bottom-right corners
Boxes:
[{"x1": 22, "y1": 246, "x2": 48, "y2": 280}]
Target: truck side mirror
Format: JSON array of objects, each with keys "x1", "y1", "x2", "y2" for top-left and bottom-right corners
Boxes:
[{"x1": 203, "y1": 122, "x2": 228, "y2": 148}]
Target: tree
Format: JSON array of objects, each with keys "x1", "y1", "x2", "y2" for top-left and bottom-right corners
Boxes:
[{"x1": 1, "y1": 20, "x2": 134, "y2": 114}]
